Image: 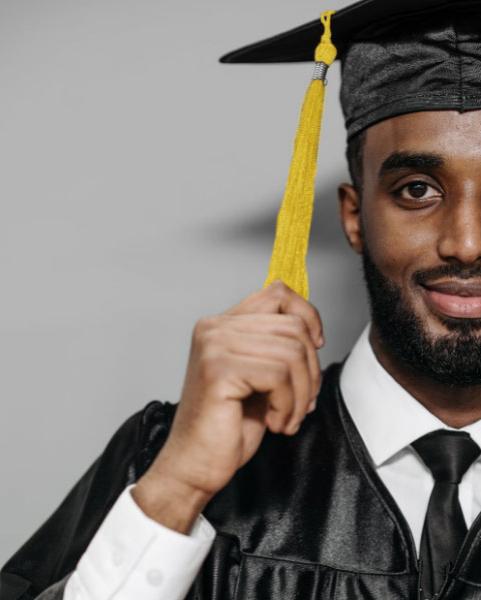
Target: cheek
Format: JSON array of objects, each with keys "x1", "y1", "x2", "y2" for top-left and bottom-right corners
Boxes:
[{"x1": 361, "y1": 200, "x2": 439, "y2": 282}]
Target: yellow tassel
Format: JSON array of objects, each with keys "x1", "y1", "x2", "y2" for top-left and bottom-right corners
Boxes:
[{"x1": 263, "y1": 10, "x2": 337, "y2": 299}]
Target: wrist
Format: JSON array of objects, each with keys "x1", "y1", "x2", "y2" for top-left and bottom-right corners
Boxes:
[{"x1": 132, "y1": 465, "x2": 213, "y2": 534}]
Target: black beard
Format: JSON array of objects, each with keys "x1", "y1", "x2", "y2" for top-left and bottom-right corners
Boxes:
[{"x1": 361, "y1": 249, "x2": 481, "y2": 387}]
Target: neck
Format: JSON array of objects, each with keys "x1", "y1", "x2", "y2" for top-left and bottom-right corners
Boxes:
[{"x1": 369, "y1": 325, "x2": 481, "y2": 429}]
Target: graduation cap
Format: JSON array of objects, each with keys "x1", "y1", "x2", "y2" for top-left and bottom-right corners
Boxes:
[{"x1": 220, "y1": 0, "x2": 481, "y2": 299}]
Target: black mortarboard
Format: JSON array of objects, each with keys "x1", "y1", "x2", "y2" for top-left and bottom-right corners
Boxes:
[{"x1": 220, "y1": 1, "x2": 481, "y2": 298}]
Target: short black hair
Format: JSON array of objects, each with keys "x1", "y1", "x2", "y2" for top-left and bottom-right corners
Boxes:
[{"x1": 346, "y1": 130, "x2": 366, "y2": 192}]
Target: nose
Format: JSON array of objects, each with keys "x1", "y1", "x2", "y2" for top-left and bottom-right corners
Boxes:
[{"x1": 437, "y1": 193, "x2": 481, "y2": 265}]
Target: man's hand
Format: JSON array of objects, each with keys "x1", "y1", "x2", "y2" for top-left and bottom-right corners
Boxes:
[{"x1": 133, "y1": 281, "x2": 323, "y2": 531}]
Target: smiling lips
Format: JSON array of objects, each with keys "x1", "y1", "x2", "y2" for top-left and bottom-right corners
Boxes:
[{"x1": 423, "y1": 280, "x2": 481, "y2": 318}]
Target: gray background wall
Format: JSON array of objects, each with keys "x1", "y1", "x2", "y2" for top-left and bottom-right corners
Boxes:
[{"x1": 0, "y1": 0, "x2": 368, "y2": 565}]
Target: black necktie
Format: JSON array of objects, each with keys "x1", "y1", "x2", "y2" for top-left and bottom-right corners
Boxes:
[{"x1": 412, "y1": 430, "x2": 481, "y2": 599}]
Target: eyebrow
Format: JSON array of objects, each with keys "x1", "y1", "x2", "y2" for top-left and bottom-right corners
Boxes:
[{"x1": 378, "y1": 152, "x2": 445, "y2": 178}]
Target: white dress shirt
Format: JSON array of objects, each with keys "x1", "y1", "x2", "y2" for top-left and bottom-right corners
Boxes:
[
  {"x1": 63, "y1": 323, "x2": 481, "y2": 599},
  {"x1": 64, "y1": 485, "x2": 216, "y2": 600},
  {"x1": 340, "y1": 323, "x2": 481, "y2": 552}
]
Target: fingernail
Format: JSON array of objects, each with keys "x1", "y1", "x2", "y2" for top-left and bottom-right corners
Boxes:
[
  {"x1": 307, "y1": 399, "x2": 317, "y2": 413},
  {"x1": 316, "y1": 336, "x2": 324, "y2": 349}
]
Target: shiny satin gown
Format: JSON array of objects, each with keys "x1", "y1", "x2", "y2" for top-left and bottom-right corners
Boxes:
[{"x1": 3, "y1": 364, "x2": 481, "y2": 600}]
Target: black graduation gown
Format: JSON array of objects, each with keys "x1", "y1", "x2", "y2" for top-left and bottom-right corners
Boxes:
[{"x1": 3, "y1": 363, "x2": 481, "y2": 600}]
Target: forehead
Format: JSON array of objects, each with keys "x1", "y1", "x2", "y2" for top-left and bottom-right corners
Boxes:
[{"x1": 364, "y1": 110, "x2": 481, "y2": 166}]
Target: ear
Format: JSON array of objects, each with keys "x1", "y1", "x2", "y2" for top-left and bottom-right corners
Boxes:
[{"x1": 338, "y1": 183, "x2": 363, "y2": 254}]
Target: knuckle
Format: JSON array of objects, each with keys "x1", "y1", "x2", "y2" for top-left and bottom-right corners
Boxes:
[
  {"x1": 288, "y1": 314, "x2": 308, "y2": 335},
  {"x1": 195, "y1": 323, "x2": 224, "y2": 349},
  {"x1": 195, "y1": 329, "x2": 211, "y2": 349},
  {"x1": 288, "y1": 340, "x2": 307, "y2": 360},
  {"x1": 202, "y1": 327, "x2": 221, "y2": 343},
  {"x1": 193, "y1": 316, "x2": 215, "y2": 338},
  {"x1": 303, "y1": 300, "x2": 319, "y2": 321}
]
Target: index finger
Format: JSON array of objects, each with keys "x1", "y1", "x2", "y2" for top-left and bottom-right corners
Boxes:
[{"x1": 225, "y1": 280, "x2": 324, "y2": 348}]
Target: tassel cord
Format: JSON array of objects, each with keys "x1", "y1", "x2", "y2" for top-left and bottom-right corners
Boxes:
[{"x1": 264, "y1": 10, "x2": 337, "y2": 300}]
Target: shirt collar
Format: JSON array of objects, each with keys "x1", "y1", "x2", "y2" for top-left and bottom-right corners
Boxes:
[{"x1": 340, "y1": 324, "x2": 481, "y2": 467}]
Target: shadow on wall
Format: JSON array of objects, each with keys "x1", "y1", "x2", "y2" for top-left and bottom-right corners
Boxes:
[
  {"x1": 196, "y1": 174, "x2": 371, "y2": 363},
  {"x1": 200, "y1": 176, "x2": 350, "y2": 248}
]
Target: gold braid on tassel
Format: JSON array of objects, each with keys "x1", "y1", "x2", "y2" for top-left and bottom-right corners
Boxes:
[{"x1": 264, "y1": 10, "x2": 337, "y2": 300}]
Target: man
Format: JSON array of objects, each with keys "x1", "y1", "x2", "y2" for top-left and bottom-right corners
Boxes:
[{"x1": 3, "y1": 0, "x2": 481, "y2": 599}]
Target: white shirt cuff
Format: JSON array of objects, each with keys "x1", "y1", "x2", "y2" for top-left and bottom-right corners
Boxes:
[{"x1": 64, "y1": 484, "x2": 216, "y2": 600}]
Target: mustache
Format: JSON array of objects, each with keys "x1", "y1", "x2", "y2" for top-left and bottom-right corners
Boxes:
[{"x1": 414, "y1": 264, "x2": 481, "y2": 286}]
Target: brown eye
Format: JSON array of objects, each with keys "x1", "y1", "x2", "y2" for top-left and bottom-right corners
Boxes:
[
  {"x1": 407, "y1": 182, "x2": 428, "y2": 198},
  {"x1": 393, "y1": 180, "x2": 441, "y2": 204}
]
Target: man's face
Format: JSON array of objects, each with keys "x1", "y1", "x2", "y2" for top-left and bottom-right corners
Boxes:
[{"x1": 340, "y1": 110, "x2": 481, "y2": 385}]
